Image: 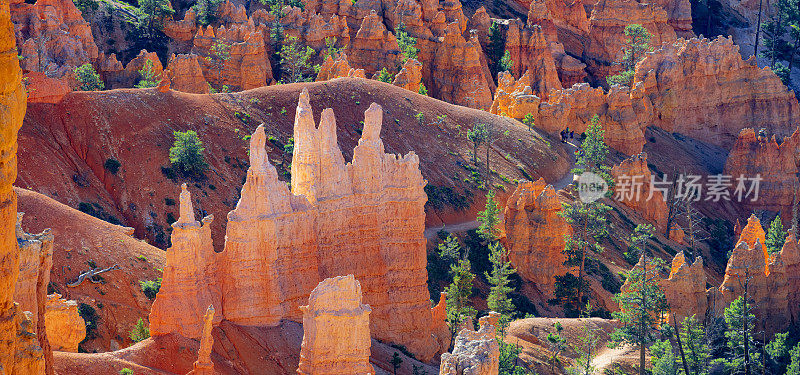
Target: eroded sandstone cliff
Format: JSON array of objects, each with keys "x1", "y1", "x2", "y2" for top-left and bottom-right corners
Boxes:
[{"x1": 150, "y1": 89, "x2": 446, "y2": 362}]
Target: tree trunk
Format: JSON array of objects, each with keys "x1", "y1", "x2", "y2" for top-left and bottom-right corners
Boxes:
[
  {"x1": 672, "y1": 313, "x2": 692, "y2": 375},
  {"x1": 744, "y1": 274, "x2": 751, "y2": 375},
  {"x1": 639, "y1": 254, "x2": 647, "y2": 375},
  {"x1": 486, "y1": 141, "x2": 491, "y2": 186},
  {"x1": 577, "y1": 241, "x2": 586, "y2": 316},
  {"x1": 755, "y1": 0, "x2": 764, "y2": 58}
]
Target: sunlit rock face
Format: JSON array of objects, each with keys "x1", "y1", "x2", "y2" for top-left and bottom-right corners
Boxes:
[
  {"x1": 297, "y1": 275, "x2": 374, "y2": 375},
  {"x1": 150, "y1": 89, "x2": 444, "y2": 361}
]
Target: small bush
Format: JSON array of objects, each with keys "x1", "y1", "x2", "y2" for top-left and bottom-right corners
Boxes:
[
  {"x1": 376, "y1": 67, "x2": 393, "y2": 83},
  {"x1": 164, "y1": 197, "x2": 175, "y2": 206},
  {"x1": 140, "y1": 278, "x2": 162, "y2": 299},
  {"x1": 165, "y1": 212, "x2": 176, "y2": 225},
  {"x1": 74, "y1": 64, "x2": 105, "y2": 91},
  {"x1": 104, "y1": 158, "x2": 121, "y2": 174},
  {"x1": 120, "y1": 369, "x2": 134, "y2": 375},
  {"x1": 169, "y1": 130, "x2": 208, "y2": 175},
  {"x1": 129, "y1": 318, "x2": 149, "y2": 342}
]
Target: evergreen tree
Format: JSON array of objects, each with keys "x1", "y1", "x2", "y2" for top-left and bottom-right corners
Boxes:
[
  {"x1": 396, "y1": 23, "x2": 419, "y2": 62},
  {"x1": 279, "y1": 37, "x2": 316, "y2": 83},
  {"x1": 137, "y1": 0, "x2": 174, "y2": 39},
  {"x1": 377, "y1": 67, "x2": 393, "y2": 83},
  {"x1": 193, "y1": 0, "x2": 223, "y2": 26},
  {"x1": 712, "y1": 296, "x2": 761, "y2": 374},
  {"x1": 391, "y1": 352, "x2": 403, "y2": 375},
  {"x1": 766, "y1": 332, "x2": 791, "y2": 374},
  {"x1": 569, "y1": 308, "x2": 600, "y2": 375},
  {"x1": 574, "y1": 115, "x2": 613, "y2": 186},
  {"x1": 74, "y1": 64, "x2": 105, "y2": 91},
  {"x1": 611, "y1": 225, "x2": 668, "y2": 375},
  {"x1": 438, "y1": 233, "x2": 461, "y2": 265},
  {"x1": 445, "y1": 257, "x2": 476, "y2": 336},
  {"x1": 129, "y1": 318, "x2": 150, "y2": 342},
  {"x1": 135, "y1": 59, "x2": 160, "y2": 89},
  {"x1": 558, "y1": 200, "x2": 610, "y2": 316},
  {"x1": 766, "y1": 215, "x2": 787, "y2": 254},
  {"x1": 546, "y1": 322, "x2": 567, "y2": 373},
  {"x1": 487, "y1": 21, "x2": 506, "y2": 80},
  {"x1": 485, "y1": 242, "x2": 516, "y2": 315},
  {"x1": 169, "y1": 130, "x2": 208, "y2": 175},
  {"x1": 467, "y1": 123, "x2": 488, "y2": 168},
  {"x1": 679, "y1": 315, "x2": 711, "y2": 375},
  {"x1": 650, "y1": 340, "x2": 679, "y2": 375},
  {"x1": 522, "y1": 113, "x2": 535, "y2": 133},
  {"x1": 606, "y1": 24, "x2": 653, "y2": 86},
  {"x1": 788, "y1": 343, "x2": 800, "y2": 375},
  {"x1": 477, "y1": 190, "x2": 502, "y2": 242},
  {"x1": 499, "y1": 50, "x2": 513, "y2": 74},
  {"x1": 418, "y1": 82, "x2": 428, "y2": 95},
  {"x1": 773, "y1": 62, "x2": 792, "y2": 86}
]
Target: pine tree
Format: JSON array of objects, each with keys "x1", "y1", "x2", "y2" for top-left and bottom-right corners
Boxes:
[
  {"x1": 487, "y1": 21, "x2": 506, "y2": 80},
  {"x1": 391, "y1": 352, "x2": 403, "y2": 375},
  {"x1": 546, "y1": 322, "x2": 567, "y2": 373},
  {"x1": 445, "y1": 257, "x2": 476, "y2": 336},
  {"x1": 788, "y1": 343, "x2": 800, "y2": 374},
  {"x1": 279, "y1": 37, "x2": 316, "y2": 83},
  {"x1": 766, "y1": 215, "x2": 787, "y2": 254},
  {"x1": 558, "y1": 200, "x2": 610, "y2": 316},
  {"x1": 129, "y1": 318, "x2": 150, "y2": 342},
  {"x1": 437, "y1": 233, "x2": 461, "y2": 265},
  {"x1": 611, "y1": 224, "x2": 668, "y2": 375},
  {"x1": 485, "y1": 242, "x2": 516, "y2": 315},
  {"x1": 717, "y1": 296, "x2": 761, "y2": 374},
  {"x1": 522, "y1": 113, "x2": 535, "y2": 133},
  {"x1": 679, "y1": 315, "x2": 710, "y2": 375},
  {"x1": 377, "y1": 67, "x2": 393, "y2": 83},
  {"x1": 467, "y1": 123, "x2": 488, "y2": 168},
  {"x1": 574, "y1": 115, "x2": 612, "y2": 185},
  {"x1": 606, "y1": 24, "x2": 653, "y2": 86},
  {"x1": 477, "y1": 190, "x2": 502, "y2": 243},
  {"x1": 74, "y1": 64, "x2": 105, "y2": 91},
  {"x1": 135, "y1": 59, "x2": 161, "y2": 89},
  {"x1": 396, "y1": 23, "x2": 419, "y2": 62}
]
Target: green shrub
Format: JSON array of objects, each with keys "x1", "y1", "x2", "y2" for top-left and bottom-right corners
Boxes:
[
  {"x1": 74, "y1": 64, "x2": 105, "y2": 91},
  {"x1": 169, "y1": 130, "x2": 208, "y2": 175},
  {"x1": 376, "y1": 67, "x2": 393, "y2": 83},
  {"x1": 120, "y1": 369, "x2": 134, "y2": 375},
  {"x1": 139, "y1": 278, "x2": 161, "y2": 299},
  {"x1": 77, "y1": 303, "x2": 99, "y2": 338},
  {"x1": 134, "y1": 59, "x2": 160, "y2": 88},
  {"x1": 104, "y1": 158, "x2": 121, "y2": 174},
  {"x1": 129, "y1": 318, "x2": 149, "y2": 342}
]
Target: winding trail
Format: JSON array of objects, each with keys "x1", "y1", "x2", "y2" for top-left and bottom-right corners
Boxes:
[
  {"x1": 591, "y1": 344, "x2": 637, "y2": 374},
  {"x1": 423, "y1": 139, "x2": 580, "y2": 240}
]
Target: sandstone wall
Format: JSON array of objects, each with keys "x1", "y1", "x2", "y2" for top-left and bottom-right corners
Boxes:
[
  {"x1": 297, "y1": 275, "x2": 374, "y2": 375},
  {"x1": 611, "y1": 153, "x2": 668, "y2": 231},
  {"x1": 503, "y1": 179, "x2": 570, "y2": 297},
  {"x1": 43, "y1": 294, "x2": 85, "y2": 353},
  {"x1": 1, "y1": 0, "x2": 29, "y2": 370},
  {"x1": 150, "y1": 89, "x2": 444, "y2": 362},
  {"x1": 724, "y1": 128, "x2": 800, "y2": 215}
]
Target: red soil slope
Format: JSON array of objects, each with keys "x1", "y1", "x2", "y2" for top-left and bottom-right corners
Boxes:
[
  {"x1": 16, "y1": 187, "x2": 165, "y2": 352},
  {"x1": 18, "y1": 78, "x2": 570, "y2": 249}
]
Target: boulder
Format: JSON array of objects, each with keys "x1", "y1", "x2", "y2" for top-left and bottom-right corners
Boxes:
[{"x1": 440, "y1": 318, "x2": 500, "y2": 375}]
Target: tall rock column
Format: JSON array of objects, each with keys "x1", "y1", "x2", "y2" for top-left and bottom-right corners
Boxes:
[
  {"x1": 0, "y1": 0, "x2": 27, "y2": 371},
  {"x1": 149, "y1": 184, "x2": 221, "y2": 338},
  {"x1": 297, "y1": 275, "x2": 374, "y2": 375},
  {"x1": 440, "y1": 318, "x2": 500, "y2": 375},
  {"x1": 503, "y1": 179, "x2": 570, "y2": 297},
  {"x1": 187, "y1": 305, "x2": 215, "y2": 375}
]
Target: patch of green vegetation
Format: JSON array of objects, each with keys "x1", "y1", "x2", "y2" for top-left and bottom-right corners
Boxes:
[
  {"x1": 139, "y1": 278, "x2": 162, "y2": 300},
  {"x1": 104, "y1": 158, "x2": 121, "y2": 174}
]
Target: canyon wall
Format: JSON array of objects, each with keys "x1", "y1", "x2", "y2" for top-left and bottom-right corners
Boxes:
[
  {"x1": 724, "y1": 128, "x2": 800, "y2": 215},
  {"x1": 1, "y1": 0, "x2": 31, "y2": 371},
  {"x1": 611, "y1": 153, "x2": 668, "y2": 231},
  {"x1": 150, "y1": 89, "x2": 445, "y2": 362},
  {"x1": 492, "y1": 36, "x2": 799, "y2": 155}
]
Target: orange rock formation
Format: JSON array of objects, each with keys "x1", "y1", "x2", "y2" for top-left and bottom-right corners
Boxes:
[
  {"x1": 187, "y1": 305, "x2": 215, "y2": 375},
  {"x1": 503, "y1": 179, "x2": 570, "y2": 296},
  {"x1": 315, "y1": 53, "x2": 366, "y2": 81},
  {"x1": 192, "y1": 23, "x2": 273, "y2": 90},
  {"x1": 150, "y1": 89, "x2": 445, "y2": 361},
  {"x1": 349, "y1": 10, "x2": 402, "y2": 76},
  {"x1": 297, "y1": 275, "x2": 374, "y2": 375},
  {"x1": 440, "y1": 317, "x2": 500, "y2": 375},
  {"x1": 392, "y1": 58, "x2": 423, "y2": 92},
  {"x1": 660, "y1": 252, "x2": 707, "y2": 322},
  {"x1": 1, "y1": 0, "x2": 37, "y2": 371},
  {"x1": 724, "y1": 128, "x2": 800, "y2": 214},
  {"x1": 635, "y1": 37, "x2": 800, "y2": 148},
  {"x1": 586, "y1": 0, "x2": 677, "y2": 77},
  {"x1": 43, "y1": 294, "x2": 85, "y2": 353},
  {"x1": 149, "y1": 184, "x2": 221, "y2": 339},
  {"x1": 611, "y1": 153, "x2": 668, "y2": 231},
  {"x1": 165, "y1": 54, "x2": 210, "y2": 94}
]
